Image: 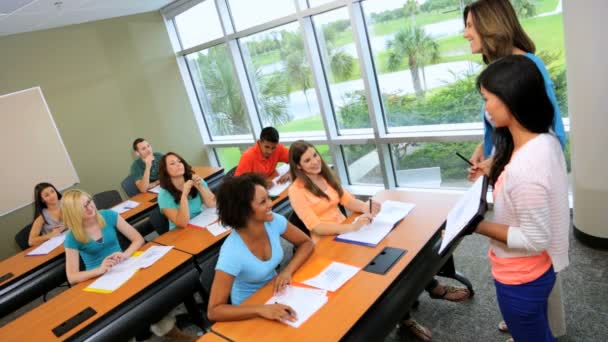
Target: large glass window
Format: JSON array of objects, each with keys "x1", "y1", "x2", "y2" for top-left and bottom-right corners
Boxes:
[
  {"x1": 186, "y1": 45, "x2": 252, "y2": 137},
  {"x1": 214, "y1": 147, "x2": 243, "y2": 172},
  {"x1": 174, "y1": 1, "x2": 224, "y2": 49},
  {"x1": 240, "y1": 22, "x2": 323, "y2": 136},
  {"x1": 390, "y1": 141, "x2": 478, "y2": 188},
  {"x1": 313, "y1": 7, "x2": 372, "y2": 133},
  {"x1": 342, "y1": 144, "x2": 382, "y2": 185},
  {"x1": 229, "y1": 0, "x2": 296, "y2": 31}
]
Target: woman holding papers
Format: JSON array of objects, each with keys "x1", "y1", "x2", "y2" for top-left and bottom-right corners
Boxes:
[
  {"x1": 287, "y1": 140, "x2": 380, "y2": 236},
  {"x1": 464, "y1": 0, "x2": 566, "y2": 181},
  {"x1": 472, "y1": 55, "x2": 569, "y2": 342},
  {"x1": 158, "y1": 152, "x2": 216, "y2": 230},
  {"x1": 29, "y1": 182, "x2": 66, "y2": 246},
  {"x1": 61, "y1": 189, "x2": 144, "y2": 284},
  {"x1": 208, "y1": 174, "x2": 314, "y2": 322}
]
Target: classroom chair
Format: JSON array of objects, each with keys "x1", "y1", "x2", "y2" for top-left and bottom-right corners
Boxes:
[
  {"x1": 14, "y1": 223, "x2": 33, "y2": 250},
  {"x1": 92, "y1": 190, "x2": 122, "y2": 210},
  {"x1": 149, "y1": 207, "x2": 169, "y2": 235},
  {"x1": 121, "y1": 174, "x2": 140, "y2": 197}
]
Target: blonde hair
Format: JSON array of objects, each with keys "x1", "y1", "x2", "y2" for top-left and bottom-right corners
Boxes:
[{"x1": 61, "y1": 189, "x2": 106, "y2": 244}]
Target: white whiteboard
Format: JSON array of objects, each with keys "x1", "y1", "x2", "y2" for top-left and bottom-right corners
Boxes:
[{"x1": 0, "y1": 87, "x2": 79, "y2": 216}]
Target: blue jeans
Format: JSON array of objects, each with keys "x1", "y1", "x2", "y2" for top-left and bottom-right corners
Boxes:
[{"x1": 495, "y1": 266, "x2": 556, "y2": 342}]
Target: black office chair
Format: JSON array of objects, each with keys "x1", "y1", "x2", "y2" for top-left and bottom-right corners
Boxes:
[
  {"x1": 196, "y1": 255, "x2": 227, "y2": 331},
  {"x1": 288, "y1": 210, "x2": 310, "y2": 237},
  {"x1": 121, "y1": 174, "x2": 140, "y2": 197},
  {"x1": 92, "y1": 190, "x2": 122, "y2": 210},
  {"x1": 224, "y1": 166, "x2": 237, "y2": 178},
  {"x1": 15, "y1": 223, "x2": 33, "y2": 250},
  {"x1": 149, "y1": 207, "x2": 169, "y2": 235}
]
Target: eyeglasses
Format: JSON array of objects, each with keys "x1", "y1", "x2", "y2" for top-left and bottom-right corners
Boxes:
[{"x1": 84, "y1": 198, "x2": 94, "y2": 208}]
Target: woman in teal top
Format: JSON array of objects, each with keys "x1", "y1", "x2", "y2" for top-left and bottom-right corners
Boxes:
[
  {"x1": 464, "y1": 0, "x2": 566, "y2": 181},
  {"x1": 208, "y1": 174, "x2": 314, "y2": 322},
  {"x1": 158, "y1": 152, "x2": 216, "y2": 229},
  {"x1": 62, "y1": 189, "x2": 144, "y2": 284}
]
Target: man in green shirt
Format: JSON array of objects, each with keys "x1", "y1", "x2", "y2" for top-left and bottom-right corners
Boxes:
[{"x1": 130, "y1": 138, "x2": 163, "y2": 193}]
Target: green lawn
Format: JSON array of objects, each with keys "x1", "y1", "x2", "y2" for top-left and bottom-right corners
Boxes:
[
  {"x1": 216, "y1": 147, "x2": 242, "y2": 171},
  {"x1": 535, "y1": 0, "x2": 559, "y2": 14},
  {"x1": 277, "y1": 114, "x2": 325, "y2": 132},
  {"x1": 370, "y1": 11, "x2": 459, "y2": 37}
]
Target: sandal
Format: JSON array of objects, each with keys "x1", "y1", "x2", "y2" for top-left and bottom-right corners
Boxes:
[
  {"x1": 429, "y1": 284, "x2": 471, "y2": 302},
  {"x1": 402, "y1": 319, "x2": 432, "y2": 342},
  {"x1": 498, "y1": 320, "x2": 509, "y2": 333}
]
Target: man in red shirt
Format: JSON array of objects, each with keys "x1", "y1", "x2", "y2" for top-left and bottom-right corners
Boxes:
[{"x1": 235, "y1": 127, "x2": 291, "y2": 184}]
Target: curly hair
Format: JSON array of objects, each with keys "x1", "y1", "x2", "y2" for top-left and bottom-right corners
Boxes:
[{"x1": 216, "y1": 173, "x2": 267, "y2": 229}]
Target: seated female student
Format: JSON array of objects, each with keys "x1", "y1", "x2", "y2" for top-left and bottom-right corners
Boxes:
[
  {"x1": 158, "y1": 152, "x2": 216, "y2": 229},
  {"x1": 61, "y1": 189, "x2": 144, "y2": 285},
  {"x1": 29, "y1": 182, "x2": 66, "y2": 246},
  {"x1": 471, "y1": 55, "x2": 569, "y2": 342},
  {"x1": 287, "y1": 140, "x2": 380, "y2": 237},
  {"x1": 208, "y1": 174, "x2": 314, "y2": 322}
]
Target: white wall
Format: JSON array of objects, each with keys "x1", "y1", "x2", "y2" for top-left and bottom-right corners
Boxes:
[{"x1": 563, "y1": 0, "x2": 608, "y2": 239}]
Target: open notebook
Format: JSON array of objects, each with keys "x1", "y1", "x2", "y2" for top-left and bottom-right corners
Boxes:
[
  {"x1": 265, "y1": 286, "x2": 328, "y2": 328},
  {"x1": 335, "y1": 200, "x2": 415, "y2": 247}
]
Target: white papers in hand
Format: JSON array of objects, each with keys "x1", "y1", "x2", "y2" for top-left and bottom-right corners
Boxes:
[
  {"x1": 336, "y1": 201, "x2": 415, "y2": 247},
  {"x1": 189, "y1": 208, "x2": 218, "y2": 228},
  {"x1": 269, "y1": 164, "x2": 291, "y2": 197},
  {"x1": 301, "y1": 262, "x2": 360, "y2": 292},
  {"x1": 439, "y1": 177, "x2": 485, "y2": 254},
  {"x1": 265, "y1": 286, "x2": 328, "y2": 328},
  {"x1": 148, "y1": 185, "x2": 161, "y2": 194},
  {"x1": 207, "y1": 221, "x2": 231, "y2": 236},
  {"x1": 27, "y1": 233, "x2": 66, "y2": 256},
  {"x1": 110, "y1": 200, "x2": 140, "y2": 214}
]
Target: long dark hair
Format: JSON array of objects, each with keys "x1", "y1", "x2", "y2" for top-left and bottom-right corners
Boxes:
[
  {"x1": 289, "y1": 140, "x2": 343, "y2": 200},
  {"x1": 464, "y1": 0, "x2": 535, "y2": 64},
  {"x1": 477, "y1": 55, "x2": 554, "y2": 186},
  {"x1": 33, "y1": 182, "x2": 62, "y2": 223},
  {"x1": 158, "y1": 152, "x2": 197, "y2": 203}
]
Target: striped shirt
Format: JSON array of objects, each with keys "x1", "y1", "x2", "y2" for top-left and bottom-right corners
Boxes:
[{"x1": 489, "y1": 134, "x2": 570, "y2": 283}]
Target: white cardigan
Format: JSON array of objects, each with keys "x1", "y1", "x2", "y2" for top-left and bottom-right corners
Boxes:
[{"x1": 490, "y1": 133, "x2": 570, "y2": 272}]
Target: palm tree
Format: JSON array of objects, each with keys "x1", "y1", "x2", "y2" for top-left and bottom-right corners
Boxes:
[
  {"x1": 321, "y1": 25, "x2": 355, "y2": 82},
  {"x1": 386, "y1": 25, "x2": 439, "y2": 98},
  {"x1": 512, "y1": 0, "x2": 536, "y2": 18},
  {"x1": 194, "y1": 45, "x2": 289, "y2": 135},
  {"x1": 279, "y1": 31, "x2": 314, "y2": 113}
]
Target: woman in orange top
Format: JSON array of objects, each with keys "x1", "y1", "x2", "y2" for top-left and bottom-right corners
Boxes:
[{"x1": 287, "y1": 140, "x2": 379, "y2": 236}]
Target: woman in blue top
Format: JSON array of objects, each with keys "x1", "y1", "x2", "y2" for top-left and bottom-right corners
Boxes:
[
  {"x1": 62, "y1": 189, "x2": 144, "y2": 285},
  {"x1": 158, "y1": 152, "x2": 216, "y2": 229},
  {"x1": 464, "y1": 0, "x2": 566, "y2": 181},
  {"x1": 208, "y1": 174, "x2": 314, "y2": 323}
]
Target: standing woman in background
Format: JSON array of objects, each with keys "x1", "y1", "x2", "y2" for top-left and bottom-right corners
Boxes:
[
  {"x1": 472, "y1": 55, "x2": 569, "y2": 342},
  {"x1": 464, "y1": 1, "x2": 568, "y2": 338},
  {"x1": 29, "y1": 182, "x2": 66, "y2": 246},
  {"x1": 464, "y1": 0, "x2": 566, "y2": 178},
  {"x1": 157, "y1": 152, "x2": 216, "y2": 230}
]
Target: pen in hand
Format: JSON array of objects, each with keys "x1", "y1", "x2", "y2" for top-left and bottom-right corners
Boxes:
[
  {"x1": 455, "y1": 152, "x2": 474, "y2": 166},
  {"x1": 368, "y1": 199, "x2": 373, "y2": 223}
]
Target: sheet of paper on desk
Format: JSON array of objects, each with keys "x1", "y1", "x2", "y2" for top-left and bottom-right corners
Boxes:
[
  {"x1": 132, "y1": 245, "x2": 173, "y2": 269},
  {"x1": 301, "y1": 261, "x2": 360, "y2": 292},
  {"x1": 265, "y1": 286, "x2": 328, "y2": 328},
  {"x1": 110, "y1": 200, "x2": 140, "y2": 214},
  {"x1": 269, "y1": 181, "x2": 291, "y2": 197},
  {"x1": 439, "y1": 177, "x2": 485, "y2": 254},
  {"x1": 148, "y1": 185, "x2": 161, "y2": 194},
  {"x1": 207, "y1": 221, "x2": 231, "y2": 236},
  {"x1": 27, "y1": 233, "x2": 66, "y2": 256},
  {"x1": 189, "y1": 208, "x2": 218, "y2": 228},
  {"x1": 84, "y1": 267, "x2": 138, "y2": 293},
  {"x1": 336, "y1": 201, "x2": 415, "y2": 247}
]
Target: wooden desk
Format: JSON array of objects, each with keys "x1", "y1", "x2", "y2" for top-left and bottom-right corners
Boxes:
[
  {"x1": 153, "y1": 226, "x2": 229, "y2": 263},
  {"x1": 120, "y1": 192, "x2": 158, "y2": 222},
  {"x1": 199, "y1": 331, "x2": 230, "y2": 341},
  {"x1": 0, "y1": 242, "x2": 197, "y2": 342},
  {"x1": 208, "y1": 190, "x2": 461, "y2": 341}
]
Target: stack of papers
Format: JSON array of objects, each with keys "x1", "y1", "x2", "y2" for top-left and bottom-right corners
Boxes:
[
  {"x1": 269, "y1": 164, "x2": 291, "y2": 197},
  {"x1": 336, "y1": 200, "x2": 415, "y2": 247},
  {"x1": 206, "y1": 221, "x2": 231, "y2": 236},
  {"x1": 148, "y1": 185, "x2": 161, "y2": 194},
  {"x1": 110, "y1": 200, "x2": 140, "y2": 214},
  {"x1": 84, "y1": 245, "x2": 173, "y2": 293},
  {"x1": 265, "y1": 286, "x2": 328, "y2": 328},
  {"x1": 27, "y1": 233, "x2": 66, "y2": 256},
  {"x1": 189, "y1": 208, "x2": 218, "y2": 228},
  {"x1": 439, "y1": 177, "x2": 486, "y2": 254},
  {"x1": 301, "y1": 261, "x2": 360, "y2": 292}
]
